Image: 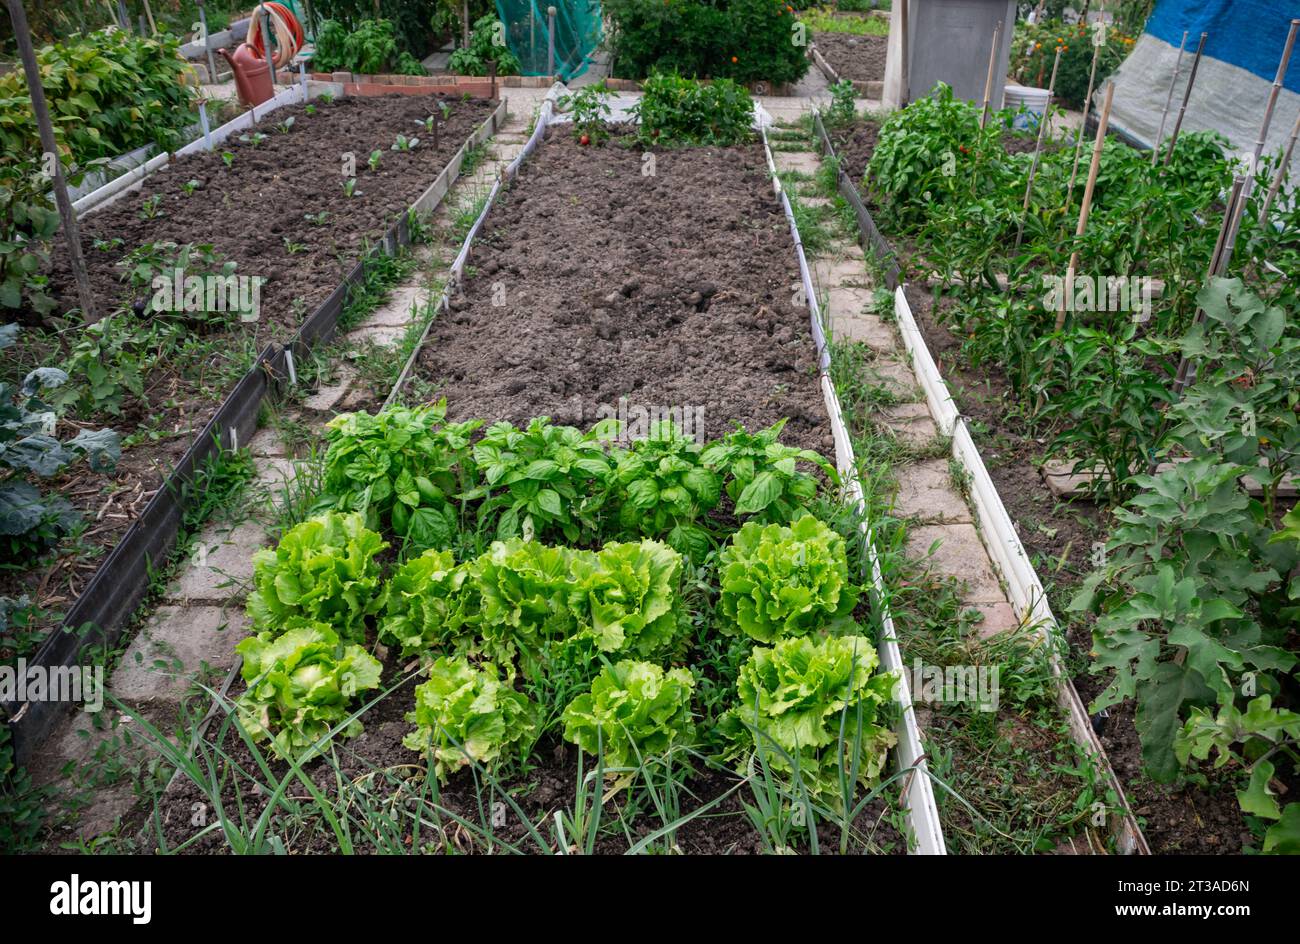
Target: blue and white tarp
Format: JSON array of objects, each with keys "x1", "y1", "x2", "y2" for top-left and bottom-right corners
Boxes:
[{"x1": 1108, "y1": 0, "x2": 1299, "y2": 178}]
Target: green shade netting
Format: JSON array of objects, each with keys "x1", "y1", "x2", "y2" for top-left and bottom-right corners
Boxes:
[{"x1": 494, "y1": 0, "x2": 602, "y2": 80}]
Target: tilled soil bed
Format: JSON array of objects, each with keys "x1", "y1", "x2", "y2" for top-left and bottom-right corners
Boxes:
[
  {"x1": 1, "y1": 94, "x2": 496, "y2": 643},
  {"x1": 410, "y1": 127, "x2": 833, "y2": 456},
  {"x1": 814, "y1": 32, "x2": 887, "y2": 86}
]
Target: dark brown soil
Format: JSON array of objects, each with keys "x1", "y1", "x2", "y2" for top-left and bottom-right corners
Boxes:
[
  {"x1": 410, "y1": 128, "x2": 833, "y2": 456},
  {"x1": 902, "y1": 278, "x2": 1258, "y2": 854},
  {"x1": 0, "y1": 95, "x2": 496, "y2": 649},
  {"x1": 829, "y1": 118, "x2": 880, "y2": 182},
  {"x1": 814, "y1": 32, "x2": 887, "y2": 85}
]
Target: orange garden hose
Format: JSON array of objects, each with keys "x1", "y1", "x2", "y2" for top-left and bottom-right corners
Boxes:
[{"x1": 245, "y1": 2, "x2": 304, "y2": 68}]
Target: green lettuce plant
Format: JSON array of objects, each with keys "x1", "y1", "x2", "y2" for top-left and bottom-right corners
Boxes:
[
  {"x1": 246, "y1": 511, "x2": 387, "y2": 642},
  {"x1": 377, "y1": 548, "x2": 479, "y2": 658},
  {"x1": 717, "y1": 514, "x2": 858, "y2": 642},
  {"x1": 321, "y1": 402, "x2": 480, "y2": 552},
  {"x1": 471, "y1": 538, "x2": 585, "y2": 673},
  {"x1": 720, "y1": 634, "x2": 897, "y2": 802},
  {"x1": 403, "y1": 655, "x2": 538, "y2": 781},
  {"x1": 561, "y1": 659, "x2": 695, "y2": 769},
  {"x1": 571, "y1": 539, "x2": 687, "y2": 658},
  {"x1": 235, "y1": 619, "x2": 383, "y2": 762}
]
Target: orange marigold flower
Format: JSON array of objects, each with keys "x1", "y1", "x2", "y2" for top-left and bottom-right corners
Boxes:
[{"x1": 731, "y1": 55, "x2": 738, "y2": 63}]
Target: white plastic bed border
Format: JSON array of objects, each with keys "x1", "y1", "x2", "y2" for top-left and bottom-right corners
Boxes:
[
  {"x1": 761, "y1": 122, "x2": 947, "y2": 856},
  {"x1": 891, "y1": 285, "x2": 1150, "y2": 856}
]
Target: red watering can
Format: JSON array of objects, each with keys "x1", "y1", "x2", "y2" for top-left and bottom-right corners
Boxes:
[{"x1": 220, "y1": 43, "x2": 274, "y2": 108}]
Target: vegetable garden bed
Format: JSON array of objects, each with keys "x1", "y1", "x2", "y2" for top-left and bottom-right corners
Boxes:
[
  {"x1": 2, "y1": 91, "x2": 506, "y2": 762},
  {"x1": 813, "y1": 84, "x2": 1300, "y2": 855},
  {"x1": 813, "y1": 108, "x2": 1153, "y2": 854},
  {"x1": 138, "y1": 93, "x2": 945, "y2": 855}
]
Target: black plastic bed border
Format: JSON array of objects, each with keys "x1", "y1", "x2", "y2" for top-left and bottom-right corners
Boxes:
[
  {"x1": 2, "y1": 98, "x2": 509, "y2": 765},
  {"x1": 811, "y1": 112, "x2": 901, "y2": 290}
]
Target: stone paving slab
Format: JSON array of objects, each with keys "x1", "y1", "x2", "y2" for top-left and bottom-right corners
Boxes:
[
  {"x1": 302, "y1": 365, "x2": 357, "y2": 412},
  {"x1": 905, "y1": 523, "x2": 1005, "y2": 605},
  {"x1": 834, "y1": 313, "x2": 896, "y2": 352},
  {"x1": 165, "y1": 519, "x2": 268, "y2": 604},
  {"x1": 364, "y1": 284, "x2": 426, "y2": 327},
  {"x1": 773, "y1": 150, "x2": 821, "y2": 176},
  {"x1": 893, "y1": 459, "x2": 970, "y2": 523},
  {"x1": 813, "y1": 257, "x2": 871, "y2": 291},
  {"x1": 968, "y1": 601, "x2": 1024, "y2": 640},
  {"x1": 109, "y1": 605, "x2": 251, "y2": 705},
  {"x1": 878, "y1": 401, "x2": 940, "y2": 448}
]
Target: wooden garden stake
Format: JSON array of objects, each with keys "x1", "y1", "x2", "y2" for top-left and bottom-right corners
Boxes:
[
  {"x1": 1163, "y1": 32, "x2": 1207, "y2": 167},
  {"x1": 1259, "y1": 107, "x2": 1300, "y2": 224},
  {"x1": 1151, "y1": 30, "x2": 1188, "y2": 167},
  {"x1": 114, "y1": 0, "x2": 129, "y2": 31},
  {"x1": 1221, "y1": 20, "x2": 1298, "y2": 268},
  {"x1": 5, "y1": 0, "x2": 96, "y2": 322},
  {"x1": 1014, "y1": 46, "x2": 1061, "y2": 251},
  {"x1": 1150, "y1": 175, "x2": 1248, "y2": 469},
  {"x1": 141, "y1": 0, "x2": 157, "y2": 34},
  {"x1": 1054, "y1": 81, "x2": 1114, "y2": 334},
  {"x1": 980, "y1": 20, "x2": 1003, "y2": 129},
  {"x1": 1063, "y1": 41, "x2": 1102, "y2": 218}
]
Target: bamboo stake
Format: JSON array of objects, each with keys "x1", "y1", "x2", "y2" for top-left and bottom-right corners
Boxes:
[
  {"x1": 5, "y1": 0, "x2": 97, "y2": 322},
  {"x1": 141, "y1": 0, "x2": 157, "y2": 34},
  {"x1": 1259, "y1": 108, "x2": 1300, "y2": 224},
  {"x1": 1223, "y1": 20, "x2": 1299, "y2": 255},
  {"x1": 1054, "y1": 81, "x2": 1114, "y2": 334},
  {"x1": 1164, "y1": 32, "x2": 1207, "y2": 167},
  {"x1": 1151, "y1": 30, "x2": 1188, "y2": 167},
  {"x1": 1014, "y1": 46, "x2": 1062, "y2": 251},
  {"x1": 1064, "y1": 41, "x2": 1102, "y2": 218},
  {"x1": 1152, "y1": 175, "x2": 1248, "y2": 467},
  {"x1": 980, "y1": 20, "x2": 1003, "y2": 129}
]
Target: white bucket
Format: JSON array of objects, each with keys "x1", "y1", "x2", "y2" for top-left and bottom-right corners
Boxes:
[{"x1": 1003, "y1": 85, "x2": 1050, "y2": 130}]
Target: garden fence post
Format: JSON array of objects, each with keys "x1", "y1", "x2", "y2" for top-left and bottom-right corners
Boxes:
[
  {"x1": 197, "y1": 0, "x2": 219, "y2": 86},
  {"x1": 980, "y1": 20, "x2": 1002, "y2": 129},
  {"x1": 4, "y1": 0, "x2": 97, "y2": 322},
  {"x1": 1163, "y1": 32, "x2": 1207, "y2": 168},
  {"x1": 1150, "y1": 30, "x2": 1188, "y2": 168},
  {"x1": 548, "y1": 6, "x2": 557, "y2": 77}
]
